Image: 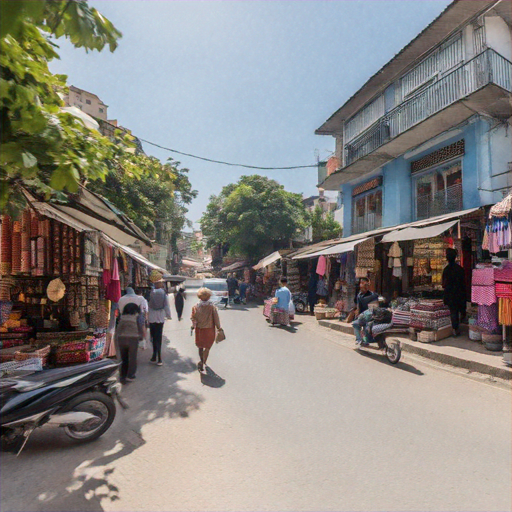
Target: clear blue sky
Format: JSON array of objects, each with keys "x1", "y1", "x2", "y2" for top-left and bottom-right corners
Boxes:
[{"x1": 50, "y1": 0, "x2": 451, "y2": 228}]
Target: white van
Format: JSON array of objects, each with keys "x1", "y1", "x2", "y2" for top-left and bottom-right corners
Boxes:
[{"x1": 203, "y1": 278, "x2": 229, "y2": 305}]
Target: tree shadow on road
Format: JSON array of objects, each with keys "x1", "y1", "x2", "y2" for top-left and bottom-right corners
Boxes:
[
  {"x1": 200, "y1": 365, "x2": 226, "y2": 388},
  {"x1": 0, "y1": 342, "x2": 203, "y2": 512},
  {"x1": 355, "y1": 348, "x2": 425, "y2": 375}
]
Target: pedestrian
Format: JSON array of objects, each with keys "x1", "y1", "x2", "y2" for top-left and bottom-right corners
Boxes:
[
  {"x1": 316, "y1": 275, "x2": 329, "y2": 304},
  {"x1": 115, "y1": 303, "x2": 144, "y2": 384},
  {"x1": 148, "y1": 280, "x2": 172, "y2": 365},
  {"x1": 271, "y1": 276, "x2": 292, "y2": 327},
  {"x1": 135, "y1": 287, "x2": 149, "y2": 346},
  {"x1": 174, "y1": 286, "x2": 186, "y2": 321},
  {"x1": 239, "y1": 280, "x2": 248, "y2": 304},
  {"x1": 442, "y1": 248, "x2": 467, "y2": 337},
  {"x1": 307, "y1": 273, "x2": 318, "y2": 315},
  {"x1": 117, "y1": 286, "x2": 146, "y2": 316},
  {"x1": 227, "y1": 273, "x2": 238, "y2": 305},
  {"x1": 191, "y1": 287, "x2": 222, "y2": 372},
  {"x1": 352, "y1": 277, "x2": 379, "y2": 346}
]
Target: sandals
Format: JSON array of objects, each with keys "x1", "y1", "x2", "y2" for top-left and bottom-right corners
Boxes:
[{"x1": 197, "y1": 361, "x2": 204, "y2": 372}]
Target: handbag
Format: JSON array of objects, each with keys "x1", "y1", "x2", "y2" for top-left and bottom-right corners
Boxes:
[{"x1": 215, "y1": 328, "x2": 226, "y2": 343}]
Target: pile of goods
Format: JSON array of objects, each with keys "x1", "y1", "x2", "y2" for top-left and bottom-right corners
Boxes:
[
  {"x1": 390, "y1": 297, "x2": 420, "y2": 326},
  {"x1": 36, "y1": 330, "x2": 106, "y2": 365},
  {"x1": 470, "y1": 262, "x2": 511, "y2": 350},
  {"x1": 410, "y1": 299, "x2": 452, "y2": 342},
  {"x1": 0, "y1": 306, "x2": 35, "y2": 361}
]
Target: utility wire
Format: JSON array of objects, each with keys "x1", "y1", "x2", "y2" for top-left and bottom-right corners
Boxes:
[{"x1": 138, "y1": 138, "x2": 317, "y2": 170}]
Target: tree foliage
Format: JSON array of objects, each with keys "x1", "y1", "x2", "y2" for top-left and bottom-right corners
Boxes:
[
  {"x1": 200, "y1": 175, "x2": 309, "y2": 261},
  {"x1": 311, "y1": 205, "x2": 342, "y2": 243},
  {"x1": 89, "y1": 156, "x2": 198, "y2": 245},
  {"x1": 0, "y1": 0, "x2": 122, "y2": 209}
]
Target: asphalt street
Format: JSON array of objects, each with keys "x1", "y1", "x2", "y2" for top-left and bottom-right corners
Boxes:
[{"x1": 1, "y1": 287, "x2": 511, "y2": 512}]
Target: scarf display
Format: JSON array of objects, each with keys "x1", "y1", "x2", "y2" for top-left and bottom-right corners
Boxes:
[{"x1": 482, "y1": 193, "x2": 511, "y2": 253}]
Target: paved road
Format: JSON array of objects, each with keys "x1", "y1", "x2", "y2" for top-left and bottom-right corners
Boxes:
[{"x1": 1, "y1": 293, "x2": 511, "y2": 512}]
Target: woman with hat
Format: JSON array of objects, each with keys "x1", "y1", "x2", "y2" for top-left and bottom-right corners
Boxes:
[{"x1": 191, "y1": 287, "x2": 222, "y2": 372}]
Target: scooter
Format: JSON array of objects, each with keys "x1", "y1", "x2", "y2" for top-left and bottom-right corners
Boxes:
[
  {"x1": 0, "y1": 359, "x2": 125, "y2": 455},
  {"x1": 292, "y1": 292, "x2": 308, "y2": 314},
  {"x1": 355, "y1": 326, "x2": 404, "y2": 364}
]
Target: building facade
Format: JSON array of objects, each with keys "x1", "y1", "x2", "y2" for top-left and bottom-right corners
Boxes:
[
  {"x1": 64, "y1": 85, "x2": 108, "y2": 121},
  {"x1": 316, "y1": 0, "x2": 511, "y2": 237}
]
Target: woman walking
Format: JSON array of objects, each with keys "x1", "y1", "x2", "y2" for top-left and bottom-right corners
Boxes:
[
  {"x1": 191, "y1": 287, "x2": 222, "y2": 372},
  {"x1": 148, "y1": 280, "x2": 172, "y2": 365},
  {"x1": 174, "y1": 286, "x2": 186, "y2": 321},
  {"x1": 115, "y1": 303, "x2": 144, "y2": 384}
]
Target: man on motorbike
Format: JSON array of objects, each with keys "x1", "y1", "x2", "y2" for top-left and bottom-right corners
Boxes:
[{"x1": 352, "y1": 277, "x2": 378, "y2": 346}]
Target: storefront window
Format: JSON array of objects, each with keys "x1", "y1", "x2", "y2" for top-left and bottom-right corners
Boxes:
[
  {"x1": 352, "y1": 189, "x2": 382, "y2": 234},
  {"x1": 414, "y1": 160, "x2": 462, "y2": 220}
]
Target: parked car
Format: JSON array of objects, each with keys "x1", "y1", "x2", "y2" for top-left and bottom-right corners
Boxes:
[{"x1": 203, "y1": 278, "x2": 229, "y2": 305}]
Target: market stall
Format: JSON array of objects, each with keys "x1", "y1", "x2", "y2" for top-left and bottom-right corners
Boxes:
[{"x1": 0, "y1": 194, "x2": 162, "y2": 373}]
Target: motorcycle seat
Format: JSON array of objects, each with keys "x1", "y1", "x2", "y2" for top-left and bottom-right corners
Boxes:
[{"x1": 10, "y1": 360, "x2": 119, "y2": 392}]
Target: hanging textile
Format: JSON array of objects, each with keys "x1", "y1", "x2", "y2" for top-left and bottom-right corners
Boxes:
[
  {"x1": 316, "y1": 255, "x2": 327, "y2": 276},
  {"x1": 477, "y1": 303, "x2": 500, "y2": 333},
  {"x1": 485, "y1": 193, "x2": 512, "y2": 253},
  {"x1": 105, "y1": 258, "x2": 121, "y2": 303},
  {"x1": 498, "y1": 298, "x2": 512, "y2": 326}
]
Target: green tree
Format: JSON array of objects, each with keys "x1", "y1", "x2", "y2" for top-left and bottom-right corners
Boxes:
[
  {"x1": 200, "y1": 175, "x2": 309, "y2": 261},
  {"x1": 89, "y1": 156, "x2": 198, "y2": 244},
  {"x1": 0, "y1": 0, "x2": 122, "y2": 209},
  {"x1": 311, "y1": 205, "x2": 342, "y2": 242}
]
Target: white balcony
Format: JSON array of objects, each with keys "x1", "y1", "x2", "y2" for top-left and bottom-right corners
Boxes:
[{"x1": 322, "y1": 49, "x2": 512, "y2": 190}]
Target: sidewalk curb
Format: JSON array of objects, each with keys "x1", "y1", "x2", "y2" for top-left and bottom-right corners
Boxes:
[{"x1": 318, "y1": 319, "x2": 512, "y2": 381}]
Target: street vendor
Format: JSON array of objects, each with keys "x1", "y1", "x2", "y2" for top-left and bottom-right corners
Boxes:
[{"x1": 270, "y1": 277, "x2": 292, "y2": 327}]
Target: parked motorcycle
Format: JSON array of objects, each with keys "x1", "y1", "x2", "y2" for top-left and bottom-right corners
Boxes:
[
  {"x1": 292, "y1": 292, "x2": 308, "y2": 314},
  {"x1": 0, "y1": 359, "x2": 124, "y2": 455}
]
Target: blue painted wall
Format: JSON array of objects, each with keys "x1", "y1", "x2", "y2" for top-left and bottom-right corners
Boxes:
[{"x1": 340, "y1": 115, "x2": 493, "y2": 238}]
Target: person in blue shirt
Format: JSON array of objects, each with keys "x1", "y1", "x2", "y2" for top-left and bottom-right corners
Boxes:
[{"x1": 272, "y1": 277, "x2": 292, "y2": 326}]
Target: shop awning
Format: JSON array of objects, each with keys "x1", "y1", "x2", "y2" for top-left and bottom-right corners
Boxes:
[
  {"x1": 221, "y1": 260, "x2": 250, "y2": 272},
  {"x1": 22, "y1": 187, "x2": 152, "y2": 247},
  {"x1": 381, "y1": 219, "x2": 459, "y2": 243},
  {"x1": 26, "y1": 198, "x2": 94, "y2": 234},
  {"x1": 182, "y1": 258, "x2": 202, "y2": 268},
  {"x1": 101, "y1": 234, "x2": 166, "y2": 273},
  {"x1": 253, "y1": 251, "x2": 281, "y2": 270},
  {"x1": 306, "y1": 237, "x2": 371, "y2": 257}
]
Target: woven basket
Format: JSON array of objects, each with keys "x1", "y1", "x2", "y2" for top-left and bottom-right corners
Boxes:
[
  {"x1": 15, "y1": 344, "x2": 51, "y2": 361},
  {"x1": 468, "y1": 328, "x2": 482, "y2": 341},
  {"x1": 481, "y1": 333, "x2": 502, "y2": 343},
  {"x1": 0, "y1": 344, "x2": 31, "y2": 362},
  {"x1": 315, "y1": 311, "x2": 326, "y2": 320},
  {"x1": 417, "y1": 330, "x2": 435, "y2": 343}
]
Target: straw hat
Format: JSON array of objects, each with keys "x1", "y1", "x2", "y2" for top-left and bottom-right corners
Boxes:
[
  {"x1": 197, "y1": 287, "x2": 212, "y2": 301},
  {"x1": 47, "y1": 278, "x2": 66, "y2": 302},
  {"x1": 150, "y1": 270, "x2": 163, "y2": 283}
]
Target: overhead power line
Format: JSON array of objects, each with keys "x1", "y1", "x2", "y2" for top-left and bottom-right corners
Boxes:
[{"x1": 138, "y1": 138, "x2": 317, "y2": 170}]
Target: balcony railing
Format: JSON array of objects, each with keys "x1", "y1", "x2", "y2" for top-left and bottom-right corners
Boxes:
[
  {"x1": 416, "y1": 183, "x2": 463, "y2": 220},
  {"x1": 344, "y1": 49, "x2": 512, "y2": 167}
]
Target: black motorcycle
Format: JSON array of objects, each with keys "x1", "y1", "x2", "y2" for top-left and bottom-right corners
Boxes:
[
  {"x1": 0, "y1": 359, "x2": 124, "y2": 455},
  {"x1": 292, "y1": 292, "x2": 309, "y2": 314}
]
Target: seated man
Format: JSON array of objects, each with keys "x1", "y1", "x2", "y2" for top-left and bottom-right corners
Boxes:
[{"x1": 352, "y1": 277, "x2": 379, "y2": 346}]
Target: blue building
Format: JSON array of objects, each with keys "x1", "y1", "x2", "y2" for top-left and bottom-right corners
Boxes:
[{"x1": 316, "y1": 0, "x2": 511, "y2": 238}]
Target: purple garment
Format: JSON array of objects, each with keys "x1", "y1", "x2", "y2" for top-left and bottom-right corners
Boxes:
[{"x1": 477, "y1": 304, "x2": 500, "y2": 333}]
